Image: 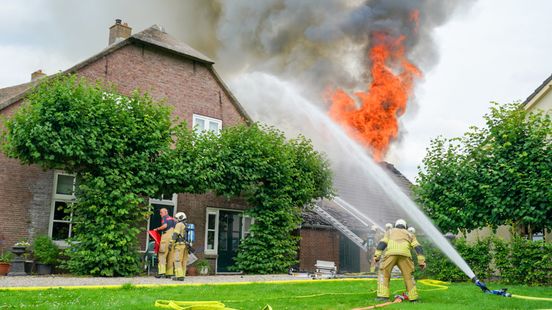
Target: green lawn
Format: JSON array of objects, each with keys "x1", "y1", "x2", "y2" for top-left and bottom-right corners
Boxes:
[{"x1": 0, "y1": 279, "x2": 551, "y2": 309}]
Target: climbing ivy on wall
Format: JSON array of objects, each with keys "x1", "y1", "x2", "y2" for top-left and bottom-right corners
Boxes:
[{"x1": 1, "y1": 75, "x2": 333, "y2": 276}]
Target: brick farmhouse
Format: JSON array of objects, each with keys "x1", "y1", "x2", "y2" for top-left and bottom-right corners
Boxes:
[{"x1": 0, "y1": 21, "x2": 413, "y2": 274}]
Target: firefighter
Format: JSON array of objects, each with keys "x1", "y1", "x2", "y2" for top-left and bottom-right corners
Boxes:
[
  {"x1": 172, "y1": 212, "x2": 189, "y2": 281},
  {"x1": 373, "y1": 219, "x2": 426, "y2": 302},
  {"x1": 153, "y1": 208, "x2": 176, "y2": 278}
]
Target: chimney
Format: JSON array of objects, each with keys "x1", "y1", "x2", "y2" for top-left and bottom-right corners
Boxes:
[
  {"x1": 108, "y1": 19, "x2": 132, "y2": 45},
  {"x1": 31, "y1": 69, "x2": 47, "y2": 81}
]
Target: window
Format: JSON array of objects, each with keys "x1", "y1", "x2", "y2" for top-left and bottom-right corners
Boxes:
[
  {"x1": 242, "y1": 216, "x2": 254, "y2": 238},
  {"x1": 205, "y1": 211, "x2": 218, "y2": 253},
  {"x1": 49, "y1": 172, "x2": 77, "y2": 242},
  {"x1": 193, "y1": 114, "x2": 222, "y2": 134}
]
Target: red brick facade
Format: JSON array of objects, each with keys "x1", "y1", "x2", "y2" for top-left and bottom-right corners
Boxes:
[
  {"x1": 299, "y1": 227, "x2": 340, "y2": 272},
  {"x1": 0, "y1": 29, "x2": 247, "y2": 259}
]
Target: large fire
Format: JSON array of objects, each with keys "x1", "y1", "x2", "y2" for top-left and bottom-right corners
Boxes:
[{"x1": 329, "y1": 31, "x2": 421, "y2": 161}]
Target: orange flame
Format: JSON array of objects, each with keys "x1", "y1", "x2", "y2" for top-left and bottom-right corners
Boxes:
[{"x1": 329, "y1": 31, "x2": 421, "y2": 161}]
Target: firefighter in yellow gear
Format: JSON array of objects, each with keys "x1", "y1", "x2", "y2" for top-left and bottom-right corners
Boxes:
[
  {"x1": 373, "y1": 219, "x2": 426, "y2": 302},
  {"x1": 172, "y1": 212, "x2": 189, "y2": 281},
  {"x1": 154, "y1": 208, "x2": 176, "y2": 278}
]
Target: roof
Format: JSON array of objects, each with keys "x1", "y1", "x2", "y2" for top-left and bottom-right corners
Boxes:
[
  {"x1": 301, "y1": 208, "x2": 333, "y2": 228},
  {"x1": 0, "y1": 81, "x2": 39, "y2": 111},
  {"x1": 523, "y1": 73, "x2": 552, "y2": 110},
  {"x1": 308, "y1": 162, "x2": 413, "y2": 236},
  {"x1": 131, "y1": 25, "x2": 214, "y2": 64},
  {"x1": 0, "y1": 25, "x2": 251, "y2": 122}
]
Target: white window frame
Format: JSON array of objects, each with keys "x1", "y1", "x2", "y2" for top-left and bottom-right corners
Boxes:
[
  {"x1": 49, "y1": 171, "x2": 77, "y2": 247},
  {"x1": 192, "y1": 114, "x2": 222, "y2": 134},
  {"x1": 204, "y1": 209, "x2": 219, "y2": 255},
  {"x1": 204, "y1": 208, "x2": 254, "y2": 256}
]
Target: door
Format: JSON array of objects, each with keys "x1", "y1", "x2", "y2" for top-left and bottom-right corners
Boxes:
[
  {"x1": 339, "y1": 233, "x2": 360, "y2": 273},
  {"x1": 217, "y1": 211, "x2": 243, "y2": 272}
]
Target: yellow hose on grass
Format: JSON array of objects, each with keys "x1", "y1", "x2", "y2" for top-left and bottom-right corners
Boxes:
[
  {"x1": 510, "y1": 294, "x2": 552, "y2": 302},
  {"x1": 154, "y1": 300, "x2": 237, "y2": 310},
  {"x1": 418, "y1": 279, "x2": 450, "y2": 291}
]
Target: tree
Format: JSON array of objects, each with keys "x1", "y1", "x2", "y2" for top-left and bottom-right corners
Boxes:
[
  {"x1": 415, "y1": 103, "x2": 552, "y2": 237},
  {"x1": 209, "y1": 125, "x2": 333, "y2": 273},
  {"x1": 1, "y1": 75, "x2": 333, "y2": 275}
]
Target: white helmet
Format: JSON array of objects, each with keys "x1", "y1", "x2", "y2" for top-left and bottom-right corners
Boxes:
[
  {"x1": 395, "y1": 219, "x2": 407, "y2": 228},
  {"x1": 175, "y1": 212, "x2": 187, "y2": 222},
  {"x1": 385, "y1": 223, "x2": 393, "y2": 231},
  {"x1": 407, "y1": 227, "x2": 416, "y2": 234}
]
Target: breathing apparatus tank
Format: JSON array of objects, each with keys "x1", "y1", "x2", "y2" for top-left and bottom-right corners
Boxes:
[{"x1": 186, "y1": 223, "x2": 195, "y2": 245}]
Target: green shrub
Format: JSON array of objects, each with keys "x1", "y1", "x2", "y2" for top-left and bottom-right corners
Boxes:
[
  {"x1": 417, "y1": 237, "x2": 494, "y2": 282},
  {"x1": 493, "y1": 237, "x2": 552, "y2": 285},
  {"x1": 0, "y1": 252, "x2": 14, "y2": 263},
  {"x1": 417, "y1": 236, "x2": 552, "y2": 285},
  {"x1": 33, "y1": 235, "x2": 59, "y2": 266},
  {"x1": 415, "y1": 239, "x2": 465, "y2": 282}
]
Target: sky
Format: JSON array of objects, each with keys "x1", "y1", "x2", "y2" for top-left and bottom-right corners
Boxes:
[{"x1": 1, "y1": 0, "x2": 551, "y2": 182}]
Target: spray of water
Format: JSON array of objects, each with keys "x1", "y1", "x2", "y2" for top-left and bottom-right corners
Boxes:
[{"x1": 230, "y1": 72, "x2": 476, "y2": 279}]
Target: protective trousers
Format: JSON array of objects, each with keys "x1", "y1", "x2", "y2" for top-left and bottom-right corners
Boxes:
[
  {"x1": 173, "y1": 243, "x2": 189, "y2": 278},
  {"x1": 158, "y1": 228, "x2": 175, "y2": 276},
  {"x1": 377, "y1": 255, "x2": 418, "y2": 301}
]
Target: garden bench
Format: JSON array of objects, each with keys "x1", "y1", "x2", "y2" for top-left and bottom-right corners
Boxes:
[{"x1": 313, "y1": 260, "x2": 337, "y2": 279}]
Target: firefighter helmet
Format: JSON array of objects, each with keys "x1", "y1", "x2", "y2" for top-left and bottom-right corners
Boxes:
[
  {"x1": 408, "y1": 227, "x2": 416, "y2": 234},
  {"x1": 395, "y1": 219, "x2": 407, "y2": 228},
  {"x1": 175, "y1": 212, "x2": 187, "y2": 222}
]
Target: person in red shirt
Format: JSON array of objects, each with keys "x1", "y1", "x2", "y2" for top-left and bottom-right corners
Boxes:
[{"x1": 153, "y1": 208, "x2": 176, "y2": 278}]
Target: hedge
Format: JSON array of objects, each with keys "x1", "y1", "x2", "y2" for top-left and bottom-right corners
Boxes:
[{"x1": 416, "y1": 236, "x2": 552, "y2": 285}]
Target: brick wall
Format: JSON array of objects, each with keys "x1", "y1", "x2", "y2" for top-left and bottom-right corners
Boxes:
[
  {"x1": 0, "y1": 152, "x2": 53, "y2": 252},
  {"x1": 299, "y1": 227, "x2": 340, "y2": 272},
  {"x1": 77, "y1": 44, "x2": 246, "y2": 126}
]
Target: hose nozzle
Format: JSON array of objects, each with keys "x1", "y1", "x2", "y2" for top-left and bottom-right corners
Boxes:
[{"x1": 472, "y1": 277, "x2": 490, "y2": 292}]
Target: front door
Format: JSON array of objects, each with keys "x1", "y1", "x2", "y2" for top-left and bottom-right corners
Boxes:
[{"x1": 217, "y1": 211, "x2": 243, "y2": 272}]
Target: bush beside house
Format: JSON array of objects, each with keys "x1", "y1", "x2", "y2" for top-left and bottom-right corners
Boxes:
[
  {"x1": 33, "y1": 235, "x2": 59, "y2": 274},
  {"x1": 418, "y1": 237, "x2": 552, "y2": 285}
]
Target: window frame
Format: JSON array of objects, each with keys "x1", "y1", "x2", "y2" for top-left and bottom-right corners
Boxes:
[
  {"x1": 48, "y1": 171, "x2": 77, "y2": 246},
  {"x1": 192, "y1": 114, "x2": 222, "y2": 134}
]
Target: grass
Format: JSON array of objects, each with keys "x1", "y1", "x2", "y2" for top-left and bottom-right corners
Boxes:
[{"x1": 0, "y1": 279, "x2": 551, "y2": 309}]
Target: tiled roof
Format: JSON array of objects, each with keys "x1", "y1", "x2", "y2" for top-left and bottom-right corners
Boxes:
[
  {"x1": 0, "y1": 81, "x2": 39, "y2": 111},
  {"x1": 131, "y1": 25, "x2": 213, "y2": 64}
]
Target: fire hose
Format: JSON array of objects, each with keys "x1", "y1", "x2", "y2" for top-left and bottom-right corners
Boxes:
[{"x1": 472, "y1": 277, "x2": 552, "y2": 301}]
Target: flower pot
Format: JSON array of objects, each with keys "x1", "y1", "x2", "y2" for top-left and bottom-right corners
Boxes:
[
  {"x1": 10, "y1": 246, "x2": 27, "y2": 256},
  {"x1": 36, "y1": 263, "x2": 52, "y2": 275},
  {"x1": 24, "y1": 261, "x2": 35, "y2": 274},
  {"x1": 0, "y1": 262, "x2": 10, "y2": 276},
  {"x1": 187, "y1": 266, "x2": 198, "y2": 276}
]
